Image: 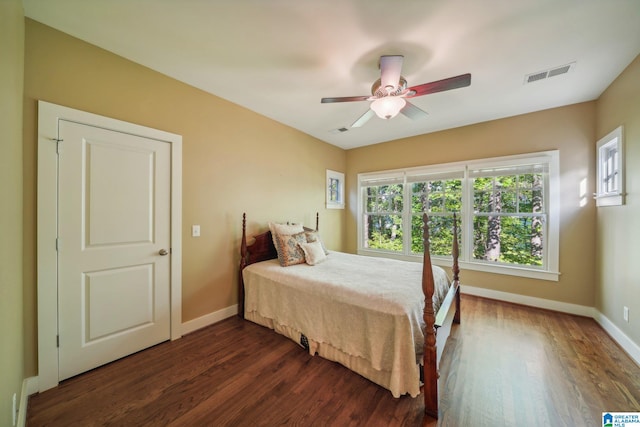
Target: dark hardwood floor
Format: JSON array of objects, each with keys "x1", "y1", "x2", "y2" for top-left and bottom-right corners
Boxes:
[{"x1": 27, "y1": 295, "x2": 640, "y2": 426}]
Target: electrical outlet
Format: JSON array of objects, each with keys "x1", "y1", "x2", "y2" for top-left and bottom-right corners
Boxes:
[
  {"x1": 192, "y1": 225, "x2": 200, "y2": 237},
  {"x1": 623, "y1": 306, "x2": 629, "y2": 322}
]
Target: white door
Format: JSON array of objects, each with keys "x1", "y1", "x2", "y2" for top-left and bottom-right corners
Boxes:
[{"x1": 57, "y1": 120, "x2": 171, "y2": 380}]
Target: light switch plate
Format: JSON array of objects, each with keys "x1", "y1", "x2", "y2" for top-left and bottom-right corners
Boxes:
[{"x1": 192, "y1": 225, "x2": 200, "y2": 237}]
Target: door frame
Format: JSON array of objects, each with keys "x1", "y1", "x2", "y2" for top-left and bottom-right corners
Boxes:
[{"x1": 37, "y1": 101, "x2": 183, "y2": 391}]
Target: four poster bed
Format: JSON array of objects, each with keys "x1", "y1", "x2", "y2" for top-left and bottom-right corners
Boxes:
[{"x1": 238, "y1": 213, "x2": 460, "y2": 419}]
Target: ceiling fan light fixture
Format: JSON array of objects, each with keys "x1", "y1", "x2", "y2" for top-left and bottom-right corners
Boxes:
[
  {"x1": 321, "y1": 55, "x2": 471, "y2": 127},
  {"x1": 370, "y1": 96, "x2": 406, "y2": 120}
]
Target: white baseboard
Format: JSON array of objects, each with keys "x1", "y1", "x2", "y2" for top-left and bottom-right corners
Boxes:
[
  {"x1": 593, "y1": 311, "x2": 640, "y2": 366},
  {"x1": 17, "y1": 376, "x2": 38, "y2": 427},
  {"x1": 181, "y1": 304, "x2": 238, "y2": 335},
  {"x1": 461, "y1": 285, "x2": 640, "y2": 366},
  {"x1": 461, "y1": 285, "x2": 596, "y2": 317}
]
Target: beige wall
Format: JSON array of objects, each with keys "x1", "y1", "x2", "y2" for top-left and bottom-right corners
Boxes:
[
  {"x1": 595, "y1": 55, "x2": 640, "y2": 347},
  {"x1": 346, "y1": 102, "x2": 598, "y2": 307},
  {"x1": 0, "y1": 0, "x2": 25, "y2": 424},
  {"x1": 22, "y1": 19, "x2": 346, "y2": 377}
]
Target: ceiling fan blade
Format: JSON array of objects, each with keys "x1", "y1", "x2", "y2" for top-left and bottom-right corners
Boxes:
[
  {"x1": 321, "y1": 95, "x2": 370, "y2": 103},
  {"x1": 351, "y1": 109, "x2": 376, "y2": 128},
  {"x1": 406, "y1": 73, "x2": 471, "y2": 98},
  {"x1": 379, "y1": 55, "x2": 404, "y2": 90},
  {"x1": 400, "y1": 101, "x2": 428, "y2": 120}
]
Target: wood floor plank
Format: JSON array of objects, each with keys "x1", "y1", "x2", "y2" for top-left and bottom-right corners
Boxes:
[{"x1": 27, "y1": 295, "x2": 640, "y2": 426}]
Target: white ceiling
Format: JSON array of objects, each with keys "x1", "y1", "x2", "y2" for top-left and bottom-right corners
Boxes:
[{"x1": 23, "y1": 0, "x2": 640, "y2": 149}]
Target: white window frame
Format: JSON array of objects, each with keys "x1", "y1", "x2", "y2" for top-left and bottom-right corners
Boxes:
[
  {"x1": 595, "y1": 126, "x2": 624, "y2": 207},
  {"x1": 357, "y1": 151, "x2": 560, "y2": 281}
]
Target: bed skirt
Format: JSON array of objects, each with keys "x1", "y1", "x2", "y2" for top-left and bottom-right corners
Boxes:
[{"x1": 245, "y1": 310, "x2": 422, "y2": 398}]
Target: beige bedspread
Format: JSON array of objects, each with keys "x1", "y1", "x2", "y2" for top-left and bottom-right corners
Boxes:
[{"x1": 242, "y1": 251, "x2": 450, "y2": 397}]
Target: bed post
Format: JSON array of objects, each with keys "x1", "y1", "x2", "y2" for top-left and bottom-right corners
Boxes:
[
  {"x1": 422, "y1": 213, "x2": 438, "y2": 419},
  {"x1": 315, "y1": 212, "x2": 319, "y2": 231},
  {"x1": 452, "y1": 212, "x2": 461, "y2": 325},
  {"x1": 238, "y1": 213, "x2": 248, "y2": 318}
]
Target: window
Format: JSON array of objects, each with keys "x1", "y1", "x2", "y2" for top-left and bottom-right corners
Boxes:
[
  {"x1": 469, "y1": 164, "x2": 546, "y2": 267},
  {"x1": 409, "y1": 173, "x2": 463, "y2": 257},
  {"x1": 358, "y1": 151, "x2": 560, "y2": 281},
  {"x1": 364, "y1": 183, "x2": 405, "y2": 251},
  {"x1": 326, "y1": 169, "x2": 345, "y2": 209},
  {"x1": 596, "y1": 126, "x2": 624, "y2": 207}
]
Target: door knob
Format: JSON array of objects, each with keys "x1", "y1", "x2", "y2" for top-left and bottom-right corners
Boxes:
[{"x1": 159, "y1": 249, "x2": 169, "y2": 256}]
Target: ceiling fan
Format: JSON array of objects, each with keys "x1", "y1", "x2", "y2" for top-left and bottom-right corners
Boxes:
[{"x1": 321, "y1": 55, "x2": 471, "y2": 128}]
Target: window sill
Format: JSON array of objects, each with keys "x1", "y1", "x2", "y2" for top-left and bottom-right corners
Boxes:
[
  {"x1": 595, "y1": 193, "x2": 624, "y2": 207},
  {"x1": 452, "y1": 260, "x2": 560, "y2": 281},
  {"x1": 357, "y1": 249, "x2": 560, "y2": 281}
]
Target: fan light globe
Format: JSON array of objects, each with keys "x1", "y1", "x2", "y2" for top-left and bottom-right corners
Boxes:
[{"x1": 371, "y1": 96, "x2": 406, "y2": 119}]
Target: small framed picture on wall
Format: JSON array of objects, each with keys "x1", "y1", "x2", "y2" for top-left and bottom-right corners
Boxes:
[{"x1": 326, "y1": 169, "x2": 345, "y2": 209}]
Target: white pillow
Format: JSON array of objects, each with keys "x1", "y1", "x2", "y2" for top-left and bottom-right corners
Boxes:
[
  {"x1": 304, "y1": 230, "x2": 329, "y2": 255},
  {"x1": 299, "y1": 240, "x2": 327, "y2": 266}
]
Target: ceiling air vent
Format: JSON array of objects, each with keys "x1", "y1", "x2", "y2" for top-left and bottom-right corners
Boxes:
[
  {"x1": 329, "y1": 127, "x2": 349, "y2": 134},
  {"x1": 526, "y1": 71, "x2": 548, "y2": 83},
  {"x1": 524, "y1": 62, "x2": 575, "y2": 84},
  {"x1": 548, "y1": 64, "x2": 572, "y2": 78}
]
